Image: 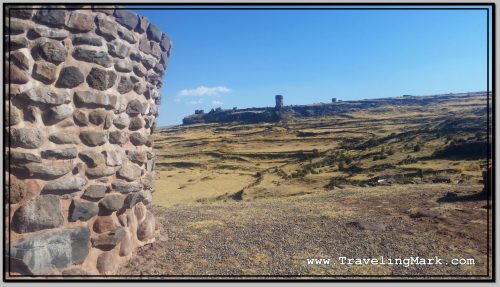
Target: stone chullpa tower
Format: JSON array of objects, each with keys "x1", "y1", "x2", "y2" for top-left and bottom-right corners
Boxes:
[
  {"x1": 275, "y1": 94, "x2": 283, "y2": 109},
  {"x1": 6, "y1": 5, "x2": 171, "y2": 276}
]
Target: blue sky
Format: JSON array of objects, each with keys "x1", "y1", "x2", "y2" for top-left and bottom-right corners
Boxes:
[{"x1": 132, "y1": 6, "x2": 492, "y2": 126}]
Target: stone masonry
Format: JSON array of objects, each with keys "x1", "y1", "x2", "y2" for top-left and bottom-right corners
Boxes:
[{"x1": 6, "y1": 5, "x2": 171, "y2": 276}]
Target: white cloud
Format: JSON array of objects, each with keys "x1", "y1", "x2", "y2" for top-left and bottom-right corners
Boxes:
[
  {"x1": 211, "y1": 100, "x2": 223, "y2": 107},
  {"x1": 186, "y1": 99, "x2": 203, "y2": 105},
  {"x1": 178, "y1": 86, "x2": 231, "y2": 97}
]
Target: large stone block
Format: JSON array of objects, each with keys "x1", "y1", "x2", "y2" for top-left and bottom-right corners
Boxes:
[
  {"x1": 10, "y1": 128, "x2": 46, "y2": 149},
  {"x1": 31, "y1": 39, "x2": 68, "y2": 64},
  {"x1": 74, "y1": 90, "x2": 118, "y2": 108},
  {"x1": 12, "y1": 194, "x2": 64, "y2": 233},
  {"x1": 10, "y1": 227, "x2": 90, "y2": 275}
]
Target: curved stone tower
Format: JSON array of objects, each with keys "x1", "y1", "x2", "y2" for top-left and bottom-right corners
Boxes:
[{"x1": 6, "y1": 5, "x2": 171, "y2": 276}]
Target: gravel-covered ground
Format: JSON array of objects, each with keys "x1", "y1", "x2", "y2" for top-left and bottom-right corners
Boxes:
[{"x1": 118, "y1": 184, "x2": 491, "y2": 279}]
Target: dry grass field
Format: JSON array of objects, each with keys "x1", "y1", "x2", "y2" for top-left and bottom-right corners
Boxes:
[{"x1": 119, "y1": 92, "x2": 492, "y2": 278}]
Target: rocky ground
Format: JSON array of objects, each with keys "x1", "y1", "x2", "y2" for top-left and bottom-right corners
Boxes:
[{"x1": 119, "y1": 184, "x2": 490, "y2": 278}]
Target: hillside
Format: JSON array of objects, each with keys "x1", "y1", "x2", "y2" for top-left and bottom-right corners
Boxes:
[{"x1": 119, "y1": 92, "x2": 492, "y2": 278}]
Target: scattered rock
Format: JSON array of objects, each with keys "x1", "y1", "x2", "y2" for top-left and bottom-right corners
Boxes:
[
  {"x1": 12, "y1": 194, "x2": 64, "y2": 233},
  {"x1": 41, "y1": 147, "x2": 78, "y2": 159},
  {"x1": 10, "y1": 127, "x2": 46, "y2": 149},
  {"x1": 69, "y1": 199, "x2": 99, "y2": 222},
  {"x1": 445, "y1": 192, "x2": 458, "y2": 198},
  {"x1": 32, "y1": 61, "x2": 57, "y2": 84},
  {"x1": 346, "y1": 220, "x2": 386, "y2": 232},
  {"x1": 56, "y1": 66, "x2": 84, "y2": 88},
  {"x1": 86, "y1": 67, "x2": 117, "y2": 91},
  {"x1": 80, "y1": 131, "x2": 108, "y2": 146},
  {"x1": 410, "y1": 209, "x2": 443, "y2": 219},
  {"x1": 10, "y1": 227, "x2": 90, "y2": 275},
  {"x1": 99, "y1": 193, "x2": 125, "y2": 212}
]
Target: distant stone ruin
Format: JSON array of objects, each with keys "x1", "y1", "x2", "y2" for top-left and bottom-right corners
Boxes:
[
  {"x1": 6, "y1": 5, "x2": 171, "y2": 276},
  {"x1": 182, "y1": 92, "x2": 489, "y2": 125},
  {"x1": 275, "y1": 94, "x2": 284, "y2": 109}
]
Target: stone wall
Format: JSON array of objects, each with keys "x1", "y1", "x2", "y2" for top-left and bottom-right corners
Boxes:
[{"x1": 6, "y1": 5, "x2": 171, "y2": 276}]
